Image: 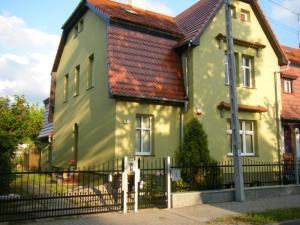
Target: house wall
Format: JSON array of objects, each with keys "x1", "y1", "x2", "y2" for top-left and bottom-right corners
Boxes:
[
  {"x1": 188, "y1": 0, "x2": 282, "y2": 162},
  {"x1": 115, "y1": 101, "x2": 182, "y2": 159},
  {"x1": 52, "y1": 10, "x2": 116, "y2": 168}
]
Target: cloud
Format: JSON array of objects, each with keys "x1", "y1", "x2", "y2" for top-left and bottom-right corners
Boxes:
[
  {"x1": 270, "y1": 0, "x2": 300, "y2": 25},
  {"x1": 0, "y1": 13, "x2": 60, "y2": 103}
]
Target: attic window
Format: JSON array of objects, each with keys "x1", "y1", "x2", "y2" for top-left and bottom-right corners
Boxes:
[
  {"x1": 121, "y1": 7, "x2": 140, "y2": 16},
  {"x1": 240, "y1": 9, "x2": 250, "y2": 22}
]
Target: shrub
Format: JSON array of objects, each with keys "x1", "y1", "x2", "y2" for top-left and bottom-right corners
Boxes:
[{"x1": 176, "y1": 118, "x2": 222, "y2": 190}]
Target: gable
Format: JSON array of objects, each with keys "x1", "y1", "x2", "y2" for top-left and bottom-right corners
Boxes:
[{"x1": 175, "y1": 0, "x2": 288, "y2": 65}]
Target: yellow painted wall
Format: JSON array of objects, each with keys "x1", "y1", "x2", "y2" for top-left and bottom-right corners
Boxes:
[
  {"x1": 188, "y1": 0, "x2": 282, "y2": 162},
  {"x1": 52, "y1": 11, "x2": 116, "y2": 168},
  {"x1": 115, "y1": 101, "x2": 181, "y2": 159}
]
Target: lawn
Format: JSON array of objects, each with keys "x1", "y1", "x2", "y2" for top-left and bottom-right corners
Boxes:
[{"x1": 209, "y1": 208, "x2": 300, "y2": 225}]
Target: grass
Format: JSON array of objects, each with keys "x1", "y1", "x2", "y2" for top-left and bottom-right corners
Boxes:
[{"x1": 209, "y1": 208, "x2": 300, "y2": 225}]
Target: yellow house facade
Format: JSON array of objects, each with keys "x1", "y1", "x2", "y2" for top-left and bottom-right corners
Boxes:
[{"x1": 49, "y1": 0, "x2": 287, "y2": 168}]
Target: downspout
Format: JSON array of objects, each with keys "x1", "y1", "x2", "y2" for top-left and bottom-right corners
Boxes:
[
  {"x1": 274, "y1": 61, "x2": 290, "y2": 162},
  {"x1": 180, "y1": 40, "x2": 193, "y2": 149}
]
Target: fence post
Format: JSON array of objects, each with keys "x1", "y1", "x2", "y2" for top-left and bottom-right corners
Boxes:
[
  {"x1": 134, "y1": 160, "x2": 140, "y2": 213},
  {"x1": 122, "y1": 156, "x2": 128, "y2": 214},
  {"x1": 166, "y1": 156, "x2": 171, "y2": 209}
]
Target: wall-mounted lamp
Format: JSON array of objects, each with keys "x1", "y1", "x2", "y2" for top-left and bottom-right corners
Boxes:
[{"x1": 195, "y1": 108, "x2": 203, "y2": 116}]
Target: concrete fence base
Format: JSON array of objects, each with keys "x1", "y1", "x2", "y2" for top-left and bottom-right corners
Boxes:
[{"x1": 171, "y1": 185, "x2": 300, "y2": 208}]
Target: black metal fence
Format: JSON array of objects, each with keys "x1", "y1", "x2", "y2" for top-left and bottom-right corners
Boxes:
[
  {"x1": 171, "y1": 158, "x2": 299, "y2": 192},
  {"x1": 0, "y1": 160, "x2": 127, "y2": 222},
  {"x1": 1, "y1": 157, "x2": 299, "y2": 222}
]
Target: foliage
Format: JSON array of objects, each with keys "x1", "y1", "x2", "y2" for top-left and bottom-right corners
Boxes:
[
  {"x1": 0, "y1": 96, "x2": 44, "y2": 194},
  {"x1": 176, "y1": 118, "x2": 222, "y2": 190},
  {"x1": 0, "y1": 152, "x2": 12, "y2": 195},
  {"x1": 0, "y1": 96, "x2": 44, "y2": 156},
  {"x1": 210, "y1": 208, "x2": 300, "y2": 225}
]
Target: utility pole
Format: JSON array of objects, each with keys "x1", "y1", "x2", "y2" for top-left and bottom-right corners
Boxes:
[{"x1": 224, "y1": 0, "x2": 245, "y2": 202}]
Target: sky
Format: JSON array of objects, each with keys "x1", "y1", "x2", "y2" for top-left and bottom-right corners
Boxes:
[{"x1": 0, "y1": 0, "x2": 299, "y2": 104}]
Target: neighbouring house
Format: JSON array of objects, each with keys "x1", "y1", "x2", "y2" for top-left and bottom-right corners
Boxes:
[
  {"x1": 49, "y1": 0, "x2": 288, "y2": 168},
  {"x1": 38, "y1": 98, "x2": 53, "y2": 169},
  {"x1": 280, "y1": 46, "x2": 300, "y2": 162}
]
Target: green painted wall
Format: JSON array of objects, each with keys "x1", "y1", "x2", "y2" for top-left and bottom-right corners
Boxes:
[
  {"x1": 115, "y1": 101, "x2": 181, "y2": 159},
  {"x1": 52, "y1": 11, "x2": 116, "y2": 168},
  {"x1": 187, "y1": 0, "x2": 282, "y2": 162}
]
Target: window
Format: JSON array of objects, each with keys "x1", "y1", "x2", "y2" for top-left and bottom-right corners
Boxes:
[
  {"x1": 283, "y1": 79, "x2": 292, "y2": 93},
  {"x1": 227, "y1": 120, "x2": 256, "y2": 156},
  {"x1": 136, "y1": 115, "x2": 152, "y2": 155},
  {"x1": 64, "y1": 74, "x2": 69, "y2": 102},
  {"x1": 79, "y1": 19, "x2": 84, "y2": 33},
  {"x1": 231, "y1": 6, "x2": 237, "y2": 18},
  {"x1": 242, "y1": 55, "x2": 254, "y2": 88},
  {"x1": 74, "y1": 24, "x2": 79, "y2": 38},
  {"x1": 73, "y1": 123, "x2": 79, "y2": 167},
  {"x1": 225, "y1": 52, "x2": 239, "y2": 85},
  {"x1": 240, "y1": 9, "x2": 250, "y2": 22},
  {"x1": 87, "y1": 54, "x2": 94, "y2": 89},
  {"x1": 74, "y1": 65, "x2": 80, "y2": 96}
]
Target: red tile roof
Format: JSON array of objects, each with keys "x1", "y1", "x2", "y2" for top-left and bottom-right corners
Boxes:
[
  {"x1": 87, "y1": 0, "x2": 183, "y2": 37},
  {"x1": 281, "y1": 45, "x2": 300, "y2": 63},
  {"x1": 108, "y1": 26, "x2": 185, "y2": 101},
  {"x1": 175, "y1": 0, "x2": 223, "y2": 46},
  {"x1": 281, "y1": 45, "x2": 300, "y2": 120}
]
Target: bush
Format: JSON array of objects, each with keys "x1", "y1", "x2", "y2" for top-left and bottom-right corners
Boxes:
[
  {"x1": 176, "y1": 118, "x2": 222, "y2": 190},
  {"x1": 0, "y1": 153, "x2": 12, "y2": 195}
]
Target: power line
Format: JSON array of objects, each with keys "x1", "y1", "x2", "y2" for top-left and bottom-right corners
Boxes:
[{"x1": 265, "y1": 0, "x2": 299, "y2": 16}]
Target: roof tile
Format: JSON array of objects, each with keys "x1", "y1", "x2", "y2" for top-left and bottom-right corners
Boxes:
[{"x1": 108, "y1": 25, "x2": 185, "y2": 101}]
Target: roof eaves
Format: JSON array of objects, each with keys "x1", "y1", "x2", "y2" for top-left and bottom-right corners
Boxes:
[
  {"x1": 112, "y1": 93, "x2": 187, "y2": 106},
  {"x1": 191, "y1": 0, "x2": 224, "y2": 46},
  {"x1": 86, "y1": 1, "x2": 110, "y2": 22}
]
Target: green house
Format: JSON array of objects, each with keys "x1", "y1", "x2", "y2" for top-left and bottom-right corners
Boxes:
[{"x1": 49, "y1": 0, "x2": 287, "y2": 168}]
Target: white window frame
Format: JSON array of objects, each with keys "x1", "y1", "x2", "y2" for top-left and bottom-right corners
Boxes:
[
  {"x1": 283, "y1": 79, "x2": 292, "y2": 93},
  {"x1": 136, "y1": 115, "x2": 152, "y2": 156},
  {"x1": 64, "y1": 74, "x2": 69, "y2": 102},
  {"x1": 87, "y1": 54, "x2": 94, "y2": 90},
  {"x1": 225, "y1": 53, "x2": 230, "y2": 85},
  {"x1": 242, "y1": 55, "x2": 253, "y2": 88},
  {"x1": 227, "y1": 120, "x2": 256, "y2": 156},
  {"x1": 240, "y1": 10, "x2": 250, "y2": 22}
]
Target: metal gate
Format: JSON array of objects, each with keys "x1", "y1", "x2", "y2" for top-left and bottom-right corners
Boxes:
[
  {"x1": 0, "y1": 160, "x2": 127, "y2": 222},
  {"x1": 138, "y1": 158, "x2": 167, "y2": 209}
]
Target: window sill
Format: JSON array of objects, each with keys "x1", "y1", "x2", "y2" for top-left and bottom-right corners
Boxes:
[
  {"x1": 227, "y1": 153, "x2": 256, "y2": 157},
  {"x1": 86, "y1": 86, "x2": 94, "y2": 91},
  {"x1": 240, "y1": 86, "x2": 256, "y2": 90},
  {"x1": 283, "y1": 92, "x2": 294, "y2": 95},
  {"x1": 73, "y1": 94, "x2": 79, "y2": 98},
  {"x1": 135, "y1": 153, "x2": 153, "y2": 157}
]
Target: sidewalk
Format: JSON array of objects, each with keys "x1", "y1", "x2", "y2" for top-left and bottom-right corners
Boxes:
[{"x1": 6, "y1": 194, "x2": 300, "y2": 225}]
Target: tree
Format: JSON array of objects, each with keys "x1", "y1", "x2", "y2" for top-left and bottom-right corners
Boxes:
[
  {"x1": 176, "y1": 118, "x2": 222, "y2": 190},
  {"x1": 0, "y1": 96, "x2": 44, "y2": 194},
  {"x1": 177, "y1": 118, "x2": 211, "y2": 166}
]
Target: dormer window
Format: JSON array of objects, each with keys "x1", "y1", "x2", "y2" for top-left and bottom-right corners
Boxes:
[{"x1": 240, "y1": 9, "x2": 250, "y2": 22}]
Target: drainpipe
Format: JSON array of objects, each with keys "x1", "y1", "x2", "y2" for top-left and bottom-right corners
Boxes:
[
  {"x1": 274, "y1": 61, "x2": 290, "y2": 162},
  {"x1": 180, "y1": 40, "x2": 193, "y2": 148}
]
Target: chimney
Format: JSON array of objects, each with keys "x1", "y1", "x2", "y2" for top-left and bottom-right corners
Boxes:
[{"x1": 128, "y1": 0, "x2": 146, "y2": 9}]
